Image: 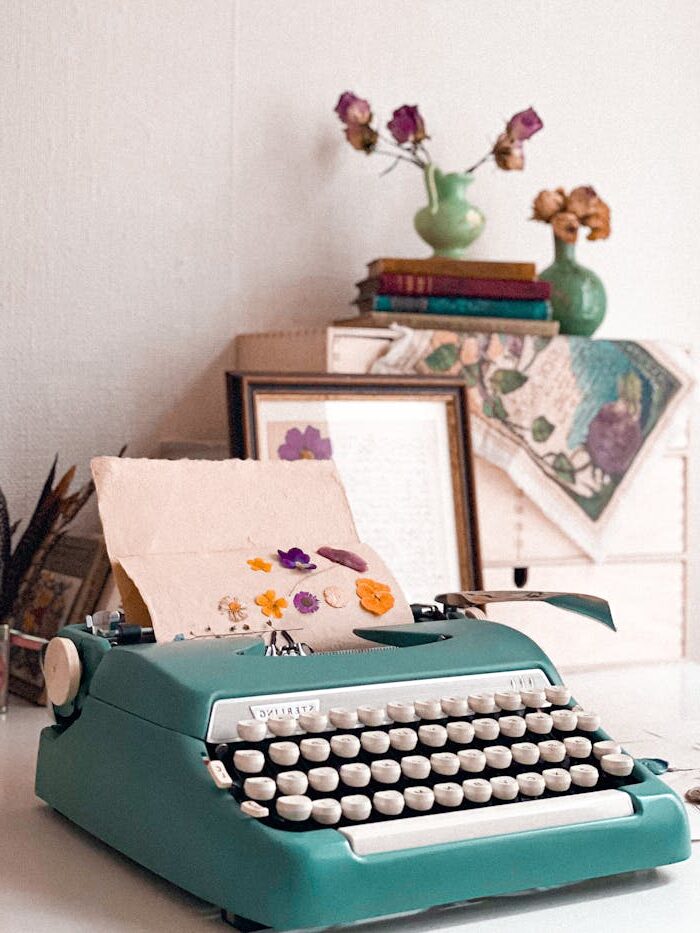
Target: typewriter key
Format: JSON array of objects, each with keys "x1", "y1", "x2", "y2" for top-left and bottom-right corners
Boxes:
[
  {"x1": 373, "y1": 789, "x2": 405, "y2": 816},
  {"x1": 276, "y1": 770, "x2": 309, "y2": 795},
  {"x1": 458, "y1": 749, "x2": 486, "y2": 774},
  {"x1": 564, "y1": 736, "x2": 593, "y2": 761},
  {"x1": 418, "y1": 724, "x2": 448, "y2": 748},
  {"x1": 593, "y1": 740, "x2": 622, "y2": 760},
  {"x1": 341, "y1": 794, "x2": 372, "y2": 821},
  {"x1": 340, "y1": 763, "x2": 371, "y2": 788},
  {"x1": 525, "y1": 712, "x2": 554, "y2": 736},
  {"x1": 544, "y1": 685, "x2": 571, "y2": 707},
  {"x1": 244, "y1": 777, "x2": 276, "y2": 801},
  {"x1": 387, "y1": 701, "x2": 416, "y2": 723},
  {"x1": 233, "y1": 749, "x2": 265, "y2": 774},
  {"x1": 300, "y1": 738, "x2": 331, "y2": 763},
  {"x1": 434, "y1": 782, "x2": 464, "y2": 807},
  {"x1": 307, "y1": 767, "x2": 340, "y2": 793},
  {"x1": 236, "y1": 719, "x2": 268, "y2": 743},
  {"x1": 490, "y1": 776, "x2": 519, "y2": 801},
  {"x1": 330, "y1": 734, "x2": 361, "y2": 758},
  {"x1": 576, "y1": 711, "x2": 602, "y2": 733},
  {"x1": 446, "y1": 721, "x2": 475, "y2": 745},
  {"x1": 415, "y1": 698, "x2": 443, "y2": 720},
  {"x1": 543, "y1": 767, "x2": 572, "y2": 793},
  {"x1": 511, "y1": 742, "x2": 540, "y2": 767},
  {"x1": 538, "y1": 740, "x2": 566, "y2": 764},
  {"x1": 551, "y1": 709, "x2": 578, "y2": 733},
  {"x1": 357, "y1": 705, "x2": 385, "y2": 727},
  {"x1": 499, "y1": 716, "x2": 526, "y2": 740},
  {"x1": 298, "y1": 711, "x2": 329, "y2": 733},
  {"x1": 401, "y1": 755, "x2": 431, "y2": 780},
  {"x1": 468, "y1": 693, "x2": 497, "y2": 715},
  {"x1": 371, "y1": 759, "x2": 401, "y2": 784},
  {"x1": 521, "y1": 689, "x2": 548, "y2": 709},
  {"x1": 404, "y1": 786, "x2": 435, "y2": 812},
  {"x1": 240, "y1": 800, "x2": 269, "y2": 819},
  {"x1": 389, "y1": 728, "x2": 418, "y2": 752},
  {"x1": 494, "y1": 690, "x2": 522, "y2": 712},
  {"x1": 484, "y1": 745, "x2": 512, "y2": 771},
  {"x1": 329, "y1": 707, "x2": 359, "y2": 729},
  {"x1": 463, "y1": 778, "x2": 492, "y2": 804},
  {"x1": 430, "y1": 752, "x2": 460, "y2": 776},
  {"x1": 472, "y1": 718, "x2": 500, "y2": 743},
  {"x1": 361, "y1": 731, "x2": 391, "y2": 755},
  {"x1": 517, "y1": 772, "x2": 545, "y2": 798},
  {"x1": 267, "y1": 715, "x2": 297, "y2": 737},
  {"x1": 570, "y1": 764, "x2": 599, "y2": 789},
  {"x1": 312, "y1": 798, "x2": 342, "y2": 825},
  {"x1": 441, "y1": 696, "x2": 469, "y2": 717},
  {"x1": 601, "y1": 754, "x2": 634, "y2": 778},
  {"x1": 269, "y1": 741, "x2": 300, "y2": 767},
  {"x1": 276, "y1": 795, "x2": 313, "y2": 821}
]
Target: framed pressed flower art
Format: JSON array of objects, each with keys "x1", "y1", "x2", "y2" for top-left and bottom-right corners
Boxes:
[{"x1": 227, "y1": 373, "x2": 482, "y2": 603}]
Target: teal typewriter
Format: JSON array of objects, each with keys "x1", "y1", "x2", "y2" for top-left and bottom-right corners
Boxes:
[{"x1": 35, "y1": 458, "x2": 691, "y2": 931}]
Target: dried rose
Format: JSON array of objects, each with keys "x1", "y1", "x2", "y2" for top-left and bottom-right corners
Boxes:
[
  {"x1": 566, "y1": 186, "x2": 600, "y2": 219},
  {"x1": 334, "y1": 91, "x2": 372, "y2": 126},
  {"x1": 532, "y1": 188, "x2": 566, "y2": 222},
  {"x1": 493, "y1": 133, "x2": 524, "y2": 171},
  {"x1": 387, "y1": 105, "x2": 427, "y2": 144},
  {"x1": 551, "y1": 211, "x2": 580, "y2": 244},
  {"x1": 585, "y1": 202, "x2": 611, "y2": 241},
  {"x1": 345, "y1": 122, "x2": 379, "y2": 153},
  {"x1": 506, "y1": 107, "x2": 544, "y2": 142}
]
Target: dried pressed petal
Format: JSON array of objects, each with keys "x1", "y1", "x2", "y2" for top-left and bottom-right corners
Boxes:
[
  {"x1": 317, "y1": 546, "x2": 368, "y2": 573},
  {"x1": 293, "y1": 591, "x2": 320, "y2": 614},
  {"x1": 278, "y1": 547, "x2": 317, "y2": 571},
  {"x1": 247, "y1": 557, "x2": 271, "y2": 572},
  {"x1": 323, "y1": 585, "x2": 349, "y2": 608},
  {"x1": 356, "y1": 578, "x2": 395, "y2": 616},
  {"x1": 255, "y1": 589, "x2": 288, "y2": 620}
]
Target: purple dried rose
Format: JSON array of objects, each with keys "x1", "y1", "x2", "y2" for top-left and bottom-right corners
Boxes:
[
  {"x1": 334, "y1": 91, "x2": 372, "y2": 126},
  {"x1": 278, "y1": 547, "x2": 317, "y2": 571},
  {"x1": 277, "y1": 426, "x2": 332, "y2": 461},
  {"x1": 506, "y1": 107, "x2": 544, "y2": 142},
  {"x1": 293, "y1": 591, "x2": 320, "y2": 614},
  {"x1": 387, "y1": 105, "x2": 427, "y2": 144},
  {"x1": 585, "y1": 401, "x2": 643, "y2": 477},
  {"x1": 317, "y1": 546, "x2": 368, "y2": 573}
]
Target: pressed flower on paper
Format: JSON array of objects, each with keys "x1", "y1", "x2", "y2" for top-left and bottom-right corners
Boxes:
[
  {"x1": 356, "y1": 578, "x2": 395, "y2": 616},
  {"x1": 317, "y1": 546, "x2": 368, "y2": 573},
  {"x1": 293, "y1": 591, "x2": 320, "y2": 614},
  {"x1": 278, "y1": 547, "x2": 317, "y2": 571},
  {"x1": 218, "y1": 596, "x2": 248, "y2": 624},
  {"x1": 247, "y1": 557, "x2": 272, "y2": 573},
  {"x1": 255, "y1": 590, "x2": 288, "y2": 620}
]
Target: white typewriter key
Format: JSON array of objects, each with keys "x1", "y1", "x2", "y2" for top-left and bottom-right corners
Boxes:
[
  {"x1": 601, "y1": 753, "x2": 634, "y2": 777},
  {"x1": 468, "y1": 692, "x2": 497, "y2": 715},
  {"x1": 430, "y1": 752, "x2": 460, "y2": 776},
  {"x1": 418, "y1": 724, "x2": 448, "y2": 748},
  {"x1": 570, "y1": 764, "x2": 599, "y2": 788},
  {"x1": 387, "y1": 701, "x2": 415, "y2": 723},
  {"x1": 236, "y1": 719, "x2": 268, "y2": 743},
  {"x1": 371, "y1": 759, "x2": 401, "y2": 784},
  {"x1": 243, "y1": 777, "x2": 276, "y2": 801},
  {"x1": 538, "y1": 740, "x2": 566, "y2": 764},
  {"x1": 373, "y1": 789, "x2": 405, "y2": 816},
  {"x1": 499, "y1": 716, "x2": 526, "y2": 739},
  {"x1": 361, "y1": 731, "x2": 391, "y2": 755},
  {"x1": 330, "y1": 734, "x2": 361, "y2": 758},
  {"x1": 268, "y1": 741, "x2": 300, "y2": 767},
  {"x1": 517, "y1": 772, "x2": 546, "y2": 798},
  {"x1": 434, "y1": 782, "x2": 464, "y2": 807},
  {"x1": 543, "y1": 767, "x2": 572, "y2": 793},
  {"x1": 307, "y1": 767, "x2": 340, "y2": 793},
  {"x1": 545, "y1": 684, "x2": 571, "y2": 706},
  {"x1": 463, "y1": 778, "x2": 492, "y2": 803},
  {"x1": 576, "y1": 711, "x2": 602, "y2": 733},
  {"x1": 233, "y1": 749, "x2": 265, "y2": 774},
  {"x1": 441, "y1": 696, "x2": 469, "y2": 717},
  {"x1": 490, "y1": 776, "x2": 519, "y2": 801},
  {"x1": 495, "y1": 690, "x2": 522, "y2": 712},
  {"x1": 240, "y1": 800, "x2": 269, "y2": 819},
  {"x1": 329, "y1": 707, "x2": 359, "y2": 730},
  {"x1": 594, "y1": 740, "x2": 622, "y2": 760},
  {"x1": 276, "y1": 770, "x2": 309, "y2": 796},
  {"x1": 564, "y1": 736, "x2": 593, "y2": 760},
  {"x1": 300, "y1": 738, "x2": 331, "y2": 762},
  {"x1": 525, "y1": 712, "x2": 554, "y2": 735},
  {"x1": 414, "y1": 698, "x2": 443, "y2": 720},
  {"x1": 521, "y1": 688, "x2": 547, "y2": 709},
  {"x1": 511, "y1": 742, "x2": 540, "y2": 766},
  {"x1": 551, "y1": 709, "x2": 578, "y2": 732},
  {"x1": 312, "y1": 798, "x2": 342, "y2": 825},
  {"x1": 340, "y1": 762, "x2": 371, "y2": 788},
  {"x1": 357, "y1": 705, "x2": 385, "y2": 727},
  {"x1": 298, "y1": 711, "x2": 329, "y2": 733},
  {"x1": 458, "y1": 749, "x2": 486, "y2": 773},
  {"x1": 341, "y1": 794, "x2": 372, "y2": 821},
  {"x1": 389, "y1": 727, "x2": 418, "y2": 752},
  {"x1": 446, "y1": 721, "x2": 475, "y2": 745},
  {"x1": 276, "y1": 794, "x2": 313, "y2": 822},
  {"x1": 472, "y1": 718, "x2": 500, "y2": 742},
  {"x1": 484, "y1": 745, "x2": 513, "y2": 770},
  {"x1": 267, "y1": 715, "x2": 297, "y2": 737},
  {"x1": 401, "y1": 755, "x2": 431, "y2": 780},
  {"x1": 404, "y1": 786, "x2": 435, "y2": 812}
]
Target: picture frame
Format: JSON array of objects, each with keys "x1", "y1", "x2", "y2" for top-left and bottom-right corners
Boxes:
[{"x1": 227, "y1": 372, "x2": 482, "y2": 603}]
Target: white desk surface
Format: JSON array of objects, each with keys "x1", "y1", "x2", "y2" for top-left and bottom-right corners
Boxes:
[{"x1": 2, "y1": 661, "x2": 699, "y2": 932}]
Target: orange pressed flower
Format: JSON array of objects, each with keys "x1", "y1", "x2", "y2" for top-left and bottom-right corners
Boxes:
[
  {"x1": 255, "y1": 590, "x2": 287, "y2": 620},
  {"x1": 247, "y1": 557, "x2": 272, "y2": 573},
  {"x1": 356, "y1": 578, "x2": 395, "y2": 616}
]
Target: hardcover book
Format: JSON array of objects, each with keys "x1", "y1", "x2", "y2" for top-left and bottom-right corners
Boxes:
[
  {"x1": 357, "y1": 274, "x2": 551, "y2": 302},
  {"x1": 361, "y1": 295, "x2": 552, "y2": 321},
  {"x1": 367, "y1": 257, "x2": 537, "y2": 281},
  {"x1": 335, "y1": 312, "x2": 559, "y2": 337}
]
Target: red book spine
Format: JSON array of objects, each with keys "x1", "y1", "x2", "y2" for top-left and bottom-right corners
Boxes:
[{"x1": 374, "y1": 273, "x2": 551, "y2": 301}]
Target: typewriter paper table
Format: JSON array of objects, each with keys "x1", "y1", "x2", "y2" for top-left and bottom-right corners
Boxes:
[{"x1": 4, "y1": 662, "x2": 699, "y2": 933}]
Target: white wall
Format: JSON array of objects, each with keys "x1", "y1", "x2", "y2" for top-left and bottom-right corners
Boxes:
[{"x1": 2, "y1": 0, "x2": 699, "y2": 528}]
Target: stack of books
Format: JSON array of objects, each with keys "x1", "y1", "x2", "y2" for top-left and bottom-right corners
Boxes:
[{"x1": 336, "y1": 257, "x2": 559, "y2": 336}]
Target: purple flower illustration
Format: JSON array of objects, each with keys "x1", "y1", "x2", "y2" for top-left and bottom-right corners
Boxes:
[
  {"x1": 277, "y1": 426, "x2": 332, "y2": 461},
  {"x1": 585, "y1": 401, "x2": 642, "y2": 477},
  {"x1": 293, "y1": 591, "x2": 320, "y2": 614},
  {"x1": 278, "y1": 547, "x2": 317, "y2": 571}
]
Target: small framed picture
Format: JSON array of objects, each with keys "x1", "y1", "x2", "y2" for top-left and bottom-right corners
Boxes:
[{"x1": 227, "y1": 373, "x2": 482, "y2": 603}]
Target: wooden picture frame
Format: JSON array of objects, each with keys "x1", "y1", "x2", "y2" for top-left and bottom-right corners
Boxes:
[{"x1": 227, "y1": 372, "x2": 482, "y2": 603}]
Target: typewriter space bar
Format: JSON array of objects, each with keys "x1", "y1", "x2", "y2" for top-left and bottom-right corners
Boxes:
[{"x1": 339, "y1": 790, "x2": 634, "y2": 856}]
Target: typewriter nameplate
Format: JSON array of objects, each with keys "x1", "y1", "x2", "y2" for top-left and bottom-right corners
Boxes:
[{"x1": 249, "y1": 699, "x2": 321, "y2": 720}]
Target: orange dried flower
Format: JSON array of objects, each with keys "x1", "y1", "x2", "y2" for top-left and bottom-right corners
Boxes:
[
  {"x1": 585, "y1": 202, "x2": 611, "y2": 241},
  {"x1": 492, "y1": 132, "x2": 524, "y2": 171},
  {"x1": 532, "y1": 188, "x2": 566, "y2": 221},
  {"x1": 247, "y1": 557, "x2": 272, "y2": 573},
  {"x1": 551, "y1": 211, "x2": 580, "y2": 244},
  {"x1": 356, "y1": 578, "x2": 395, "y2": 616},
  {"x1": 566, "y1": 185, "x2": 600, "y2": 220},
  {"x1": 255, "y1": 590, "x2": 288, "y2": 620}
]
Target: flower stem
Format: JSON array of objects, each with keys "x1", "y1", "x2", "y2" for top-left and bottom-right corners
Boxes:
[{"x1": 464, "y1": 150, "x2": 493, "y2": 175}]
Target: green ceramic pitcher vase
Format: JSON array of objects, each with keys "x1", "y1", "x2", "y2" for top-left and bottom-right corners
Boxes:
[
  {"x1": 539, "y1": 234, "x2": 607, "y2": 336},
  {"x1": 414, "y1": 165, "x2": 485, "y2": 258}
]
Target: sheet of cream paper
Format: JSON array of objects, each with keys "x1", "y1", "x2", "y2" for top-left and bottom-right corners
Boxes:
[{"x1": 91, "y1": 457, "x2": 412, "y2": 650}]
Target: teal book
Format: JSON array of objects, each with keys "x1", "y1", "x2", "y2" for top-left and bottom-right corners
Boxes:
[{"x1": 368, "y1": 294, "x2": 552, "y2": 320}]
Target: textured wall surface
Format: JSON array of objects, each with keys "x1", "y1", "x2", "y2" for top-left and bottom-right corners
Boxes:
[{"x1": 1, "y1": 0, "x2": 699, "y2": 531}]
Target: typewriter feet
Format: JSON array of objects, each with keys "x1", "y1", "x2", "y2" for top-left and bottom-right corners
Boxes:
[{"x1": 220, "y1": 909, "x2": 269, "y2": 931}]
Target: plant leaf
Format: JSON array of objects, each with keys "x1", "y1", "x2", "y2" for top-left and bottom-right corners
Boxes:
[
  {"x1": 533, "y1": 336, "x2": 552, "y2": 352},
  {"x1": 492, "y1": 397, "x2": 508, "y2": 420},
  {"x1": 490, "y1": 369, "x2": 528, "y2": 395},
  {"x1": 424, "y1": 343, "x2": 459, "y2": 372},
  {"x1": 532, "y1": 416, "x2": 555, "y2": 443},
  {"x1": 461, "y1": 362, "x2": 480, "y2": 387},
  {"x1": 553, "y1": 453, "x2": 576, "y2": 484}
]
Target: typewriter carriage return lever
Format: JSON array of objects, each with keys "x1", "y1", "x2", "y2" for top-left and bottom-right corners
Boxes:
[{"x1": 434, "y1": 589, "x2": 616, "y2": 630}]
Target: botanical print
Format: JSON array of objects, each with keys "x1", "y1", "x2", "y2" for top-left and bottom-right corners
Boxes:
[
  {"x1": 273, "y1": 424, "x2": 332, "y2": 461},
  {"x1": 418, "y1": 332, "x2": 681, "y2": 521}
]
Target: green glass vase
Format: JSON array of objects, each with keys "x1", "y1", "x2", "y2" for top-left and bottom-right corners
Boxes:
[
  {"x1": 414, "y1": 165, "x2": 485, "y2": 258},
  {"x1": 539, "y1": 234, "x2": 607, "y2": 336}
]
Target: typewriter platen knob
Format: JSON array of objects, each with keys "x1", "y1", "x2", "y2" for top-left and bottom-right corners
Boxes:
[
  {"x1": 312, "y1": 798, "x2": 342, "y2": 825},
  {"x1": 276, "y1": 795, "x2": 312, "y2": 822},
  {"x1": 236, "y1": 719, "x2": 268, "y2": 743},
  {"x1": 44, "y1": 637, "x2": 82, "y2": 707}
]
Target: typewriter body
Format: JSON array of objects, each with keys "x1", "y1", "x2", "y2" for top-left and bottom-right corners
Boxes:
[{"x1": 36, "y1": 603, "x2": 691, "y2": 931}]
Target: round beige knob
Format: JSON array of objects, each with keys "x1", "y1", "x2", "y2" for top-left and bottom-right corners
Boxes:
[{"x1": 44, "y1": 637, "x2": 81, "y2": 706}]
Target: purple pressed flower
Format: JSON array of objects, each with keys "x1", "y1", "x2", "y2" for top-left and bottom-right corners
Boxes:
[
  {"x1": 277, "y1": 425, "x2": 332, "y2": 461},
  {"x1": 334, "y1": 91, "x2": 372, "y2": 126},
  {"x1": 278, "y1": 547, "x2": 317, "y2": 571},
  {"x1": 317, "y1": 546, "x2": 368, "y2": 573},
  {"x1": 585, "y1": 401, "x2": 642, "y2": 477},
  {"x1": 387, "y1": 105, "x2": 427, "y2": 144},
  {"x1": 293, "y1": 591, "x2": 320, "y2": 614},
  {"x1": 506, "y1": 107, "x2": 544, "y2": 142}
]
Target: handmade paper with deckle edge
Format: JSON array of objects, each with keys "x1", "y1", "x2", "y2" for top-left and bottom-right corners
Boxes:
[{"x1": 91, "y1": 457, "x2": 412, "y2": 651}]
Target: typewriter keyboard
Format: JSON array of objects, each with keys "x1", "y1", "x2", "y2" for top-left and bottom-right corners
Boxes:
[{"x1": 206, "y1": 671, "x2": 638, "y2": 855}]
